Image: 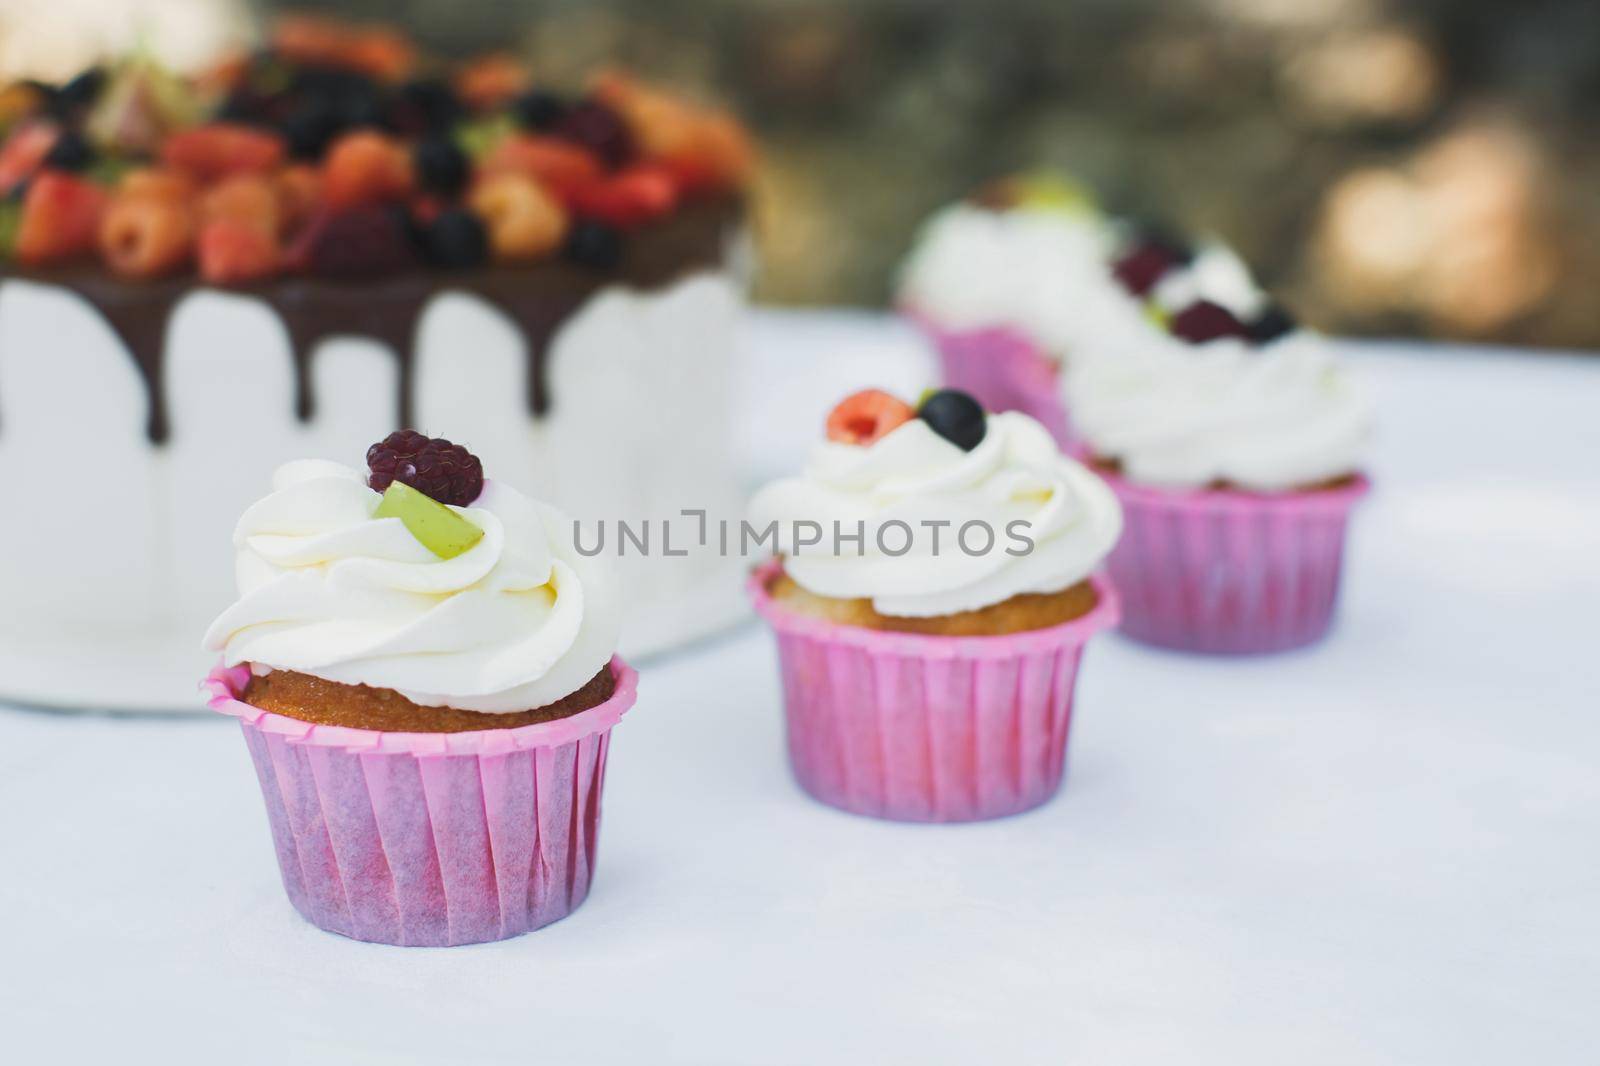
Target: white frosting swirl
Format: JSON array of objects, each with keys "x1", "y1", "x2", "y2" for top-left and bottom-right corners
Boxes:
[
  {"x1": 202, "y1": 460, "x2": 620, "y2": 713},
  {"x1": 1149, "y1": 242, "x2": 1270, "y2": 319},
  {"x1": 748, "y1": 413, "x2": 1122, "y2": 617},
  {"x1": 1065, "y1": 332, "x2": 1373, "y2": 492},
  {"x1": 897, "y1": 203, "x2": 1140, "y2": 358}
]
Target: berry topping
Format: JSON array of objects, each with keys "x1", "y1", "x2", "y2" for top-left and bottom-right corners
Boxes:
[
  {"x1": 373, "y1": 481, "x2": 484, "y2": 560},
  {"x1": 294, "y1": 204, "x2": 417, "y2": 278},
  {"x1": 482, "y1": 134, "x2": 603, "y2": 200},
  {"x1": 917, "y1": 389, "x2": 987, "y2": 451},
  {"x1": 564, "y1": 219, "x2": 623, "y2": 269},
  {"x1": 200, "y1": 174, "x2": 281, "y2": 236},
  {"x1": 321, "y1": 129, "x2": 413, "y2": 207},
  {"x1": 571, "y1": 164, "x2": 679, "y2": 229},
  {"x1": 14, "y1": 170, "x2": 106, "y2": 265},
  {"x1": 161, "y1": 123, "x2": 287, "y2": 181},
  {"x1": 57, "y1": 67, "x2": 107, "y2": 112},
  {"x1": 553, "y1": 99, "x2": 634, "y2": 169},
  {"x1": 1170, "y1": 300, "x2": 1251, "y2": 344},
  {"x1": 468, "y1": 172, "x2": 568, "y2": 262},
  {"x1": 99, "y1": 194, "x2": 194, "y2": 279},
  {"x1": 282, "y1": 102, "x2": 338, "y2": 160},
  {"x1": 1246, "y1": 304, "x2": 1298, "y2": 344},
  {"x1": 512, "y1": 89, "x2": 569, "y2": 132},
  {"x1": 392, "y1": 78, "x2": 462, "y2": 134},
  {"x1": 42, "y1": 129, "x2": 95, "y2": 171},
  {"x1": 1111, "y1": 236, "x2": 1191, "y2": 297},
  {"x1": 0, "y1": 120, "x2": 60, "y2": 194},
  {"x1": 197, "y1": 217, "x2": 278, "y2": 284},
  {"x1": 422, "y1": 207, "x2": 489, "y2": 269},
  {"x1": 366, "y1": 431, "x2": 484, "y2": 507},
  {"x1": 413, "y1": 136, "x2": 469, "y2": 196},
  {"x1": 826, "y1": 389, "x2": 917, "y2": 446}
]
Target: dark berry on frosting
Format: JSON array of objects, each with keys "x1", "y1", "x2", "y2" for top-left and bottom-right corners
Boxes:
[
  {"x1": 367, "y1": 431, "x2": 484, "y2": 506},
  {"x1": 42, "y1": 130, "x2": 95, "y2": 172},
  {"x1": 918, "y1": 389, "x2": 986, "y2": 451},
  {"x1": 1111, "y1": 237, "x2": 1190, "y2": 297},
  {"x1": 302, "y1": 205, "x2": 417, "y2": 278},
  {"x1": 1170, "y1": 300, "x2": 1251, "y2": 344},
  {"x1": 564, "y1": 219, "x2": 623, "y2": 269},
  {"x1": 414, "y1": 136, "x2": 469, "y2": 196},
  {"x1": 553, "y1": 99, "x2": 634, "y2": 168},
  {"x1": 423, "y1": 207, "x2": 490, "y2": 269},
  {"x1": 512, "y1": 89, "x2": 570, "y2": 132},
  {"x1": 1246, "y1": 304, "x2": 1297, "y2": 344}
]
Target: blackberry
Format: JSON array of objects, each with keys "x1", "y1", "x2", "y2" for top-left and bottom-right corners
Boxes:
[
  {"x1": 282, "y1": 101, "x2": 339, "y2": 160},
  {"x1": 367, "y1": 431, "x2": 484, "y2": 506},
  {"x1": 553, "y1": 99, "x2": 633, "y2": 168},
  {"x1": 1170, "y1": 300, "x2": 1250, "y2": 345},
  {"x1": 512, "y1": 89, "x2": 569, "y2": 132},
  {"x1": 1246, "y1": 304, "x2": 1297, "y2": 345},
  {"x1": 58, "y1": 67, "x2": 107, "y2": 110},
  {"x1": 414, "y1": 137, "x2": 469, "y2": 196},
  {"x1": 423, "y1": 208, "x2": 489, "y2": 269},
  {"x1": 564, "y1": 220, "x2": 623, "y2": 269},
  {"x1": 43, "y1": 130, "x2": 95, "y2": 172},
  {"x1": 916, "y1": 389, "x2": 986, "y2": 452},
  {"x1": 394, "y1": 79, "x2": 463, "y2": 134}
]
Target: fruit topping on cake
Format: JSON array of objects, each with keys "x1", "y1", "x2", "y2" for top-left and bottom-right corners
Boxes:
[
  {"x1": 1111, "y1": 232, "x2": 1192, "y2": 297},
  {"x1": 1169, "y1": 300, "x2": 1251, "y2": 344},
  {"x1": 373, "y1": 481, "x2": 484, "y2": 560},
  {"x1": 366, "y1": 430, "x2": 484, "y2": 506},
  {"x1": 826, "y1": 389, "x2": 916, "y2": 446},
  {"x1": 0, "y1": 15, "x2": 753, "y2": 282},
  {"x1": 916, "y1": 389, "x2": 987, "y2": 451}
]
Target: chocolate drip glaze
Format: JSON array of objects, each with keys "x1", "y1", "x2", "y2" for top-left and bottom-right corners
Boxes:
[{"x1": 0, "y1": 198, "x2": 739, "y2": 443}]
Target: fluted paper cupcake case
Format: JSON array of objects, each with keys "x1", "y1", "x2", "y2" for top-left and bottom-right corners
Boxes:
[
  {"x1": 749, "y1": 562, "x2": 1119, "y2": 823},
  {"x1": 907, "y1": 311, "x2": 1075, "y2": 451},
  {"x1": 205, "y1": 657, "x2": 638, "y2": 947},
  {"x1": 1097, "y1": 469, "x2": 1370, "y2": 654}
]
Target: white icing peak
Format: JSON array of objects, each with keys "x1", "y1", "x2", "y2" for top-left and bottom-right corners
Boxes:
[
  {"x1": 896, "y1": 202, "x2": 1138, "y2": 358},
  {"x1": 202, "y1": 459, "x2": 620, "y2": 713},
  {"x1": 749, "y1": 412, "x2": 1122, "y2": 617},
  {"x1": 1065, "y1": 332, "x2": 1373, "y2": 492}
]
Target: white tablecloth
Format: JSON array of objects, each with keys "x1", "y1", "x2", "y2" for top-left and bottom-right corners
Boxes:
[{"x1": 3, "y1": 312, "x2": 1597, "y2": 1065}]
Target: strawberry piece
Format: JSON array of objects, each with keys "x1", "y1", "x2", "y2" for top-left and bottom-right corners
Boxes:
[
  {"x1": 0, "y1": 120, "x2": 60, "y2": 194},
  {"x1": 826, "y1": 390, "x2": 916, "y2": 446},
  {"x1": 198, "y1": 217, "x2": 278, "y2": 285},
  {"x1": 468, "y1": 173, "x2": 567, "y2": 262},
  {"x1": 116, "y1": 167, "x2": 198, "y2": 205},
  {"x1": 14, "y1": 171, "x2": 107, "y2": 266},
  {"x1": 482, "y1": 135, "x2": 603, "y2": 202},
  {"x1": 99, "y1": 195, "x2": 194, "y2": 279},
  {"x1": 570, "y1": 164, "x2": 679, "y2": 228},
  {"x1": 321, "y1": 130, "x2": 413, "y2": 208},
  {"x1": 161, "y1": 123, "x2": 286, "y2": 182},
  {"x1": 201, "y1": 174, "x2": 280, "y2": 236}
]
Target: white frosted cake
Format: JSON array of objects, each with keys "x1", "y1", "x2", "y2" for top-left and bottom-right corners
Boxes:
[{"x1": 0, "y1": 18, "x2": 755, "y2": 709}]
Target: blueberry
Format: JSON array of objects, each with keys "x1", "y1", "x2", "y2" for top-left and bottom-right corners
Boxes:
[
  {"x1": 414, "y1": 137, "x2": 469, "y2": 196},
  {"x1": 554, "y1": 100, "x2": 633, "y2": 168},
  {"x1": 512, "y1": 89, "x2": 569, "y2": 132},
  {"x1": 917, "y1": 389, "x2": 986, "y2": 451},
  {"x1": 424, "y1": 208, "x2": 489, "y2": 269},
  {"x1": 395, "y1": 79, "x2": 462, "y2": 134},
  {"x1": 564, "y1": 220, "x2": 623, "y2": 269},
  {"x1": 43, "y1": 130, "x2": 95, "y2": 171},
  {"x1": 282, "y1": 102, "x2": 338, "y2": 160},
  {"x1": 1246, "y1": 304, "x2": 1297, "y2": 344}
]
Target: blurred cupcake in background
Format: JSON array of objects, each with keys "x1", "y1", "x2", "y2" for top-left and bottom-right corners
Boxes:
[
  {"x1": 203, "y1": 433, "x2": 635, "y2": 946},
  {"x1": 748, "y1": 387, "x2": 1122, "y2": 822},
  {"x1": 1065, "y1": 310, "x2": 1374, "y2": 654}
]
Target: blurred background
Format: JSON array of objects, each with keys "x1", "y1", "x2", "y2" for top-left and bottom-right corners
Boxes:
[{"x1": 3, "y1": 0, "x2": 1597, "y2": 348}]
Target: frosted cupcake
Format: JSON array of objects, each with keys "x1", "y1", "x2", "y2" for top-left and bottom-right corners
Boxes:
[
  {"x1": 747, "y1": 388, "x2": 1122, "y2": 822},
  {"x1": 1066, "y1": 324, "x2": 1373, "y2": 654},
  {"x1": 896, "y1": 176, "x2": 1127, "y2": 448},
  {"x1": 202, "y1": 432, "x2": 634, "y2": 946}
]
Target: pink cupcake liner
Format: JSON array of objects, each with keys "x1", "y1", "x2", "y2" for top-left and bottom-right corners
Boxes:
[
  {"x1": 1098, "y1": 470, "x2": 1370, "y2": 654},
  {"x1": 205, "y1": 657, "x2": 638, "y2": 946},
  {"x1": 907, "y1": 311, "x2": 1075, "y2": 450},
  {"x1": 749, "y1": 562, "x2": 1119, "y2": 822}
]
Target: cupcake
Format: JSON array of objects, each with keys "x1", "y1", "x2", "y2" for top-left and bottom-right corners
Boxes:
[
  {"x1": 1065, "y1": 316, "x2": 1373, "y2": 654},
  {"x1": 747, "y1": 388, "x2": 1123, "y2": 822},
  {"x1": 202, "y1": 432, "x2": 633, "y2": 946},
  {"x1": 896, "y1": 175, "x2": 1123, "y2": 449},
  {"x1": 897, "y1": 173, "x2": 1295, "y2": 453}
]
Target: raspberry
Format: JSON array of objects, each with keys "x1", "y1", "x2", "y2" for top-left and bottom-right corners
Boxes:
[
  {"x1": 1170, "y1": 300, "x2": 1251, "y2": 344},
  {"x1": 295, "y1": 205, "x2": 416, "y2": 278},
  {"x1": 366, "y1": 431, "x2": 483, "y2": 506},
  {"x1": 553, "y1": 99, "x2": 634, "y2": 169}
]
